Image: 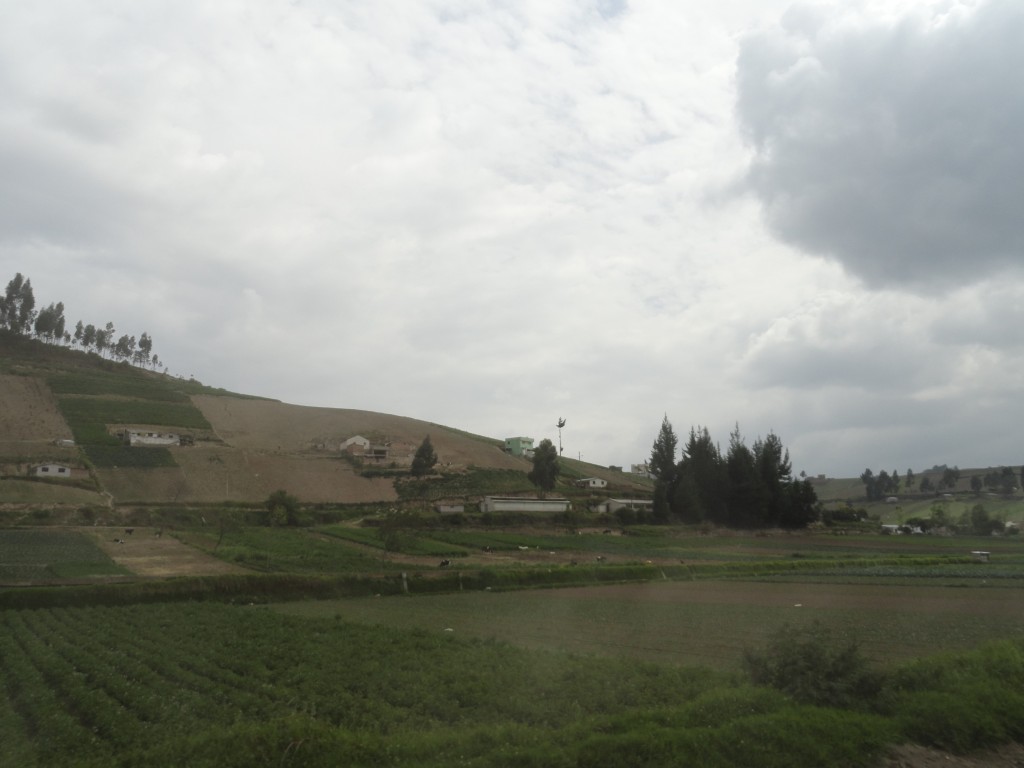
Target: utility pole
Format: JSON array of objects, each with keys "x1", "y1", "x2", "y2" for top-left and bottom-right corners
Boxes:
[{"x1": 556, "y1": 417, "x2": 566, "y2": 456}]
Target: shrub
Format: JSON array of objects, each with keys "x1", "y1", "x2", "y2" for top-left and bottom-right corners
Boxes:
[{"x1": 743, "y1": 621, "x2": 882, "y2": 709}]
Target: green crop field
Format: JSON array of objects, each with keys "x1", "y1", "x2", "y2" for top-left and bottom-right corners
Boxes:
[
  {"x1": 56, "y1": 397, "x2": 212, "y2": 431},
  {"x1": 0, "y1": 530, "x2": 127, "y2": 581},
  {"x1": 3, "y1": 591, "x2": 1024, "y2": 766},
  {"x1": 182, "y1": 527, "x2": 404, "y2": 573},
  {"x1": 47, "y1": 372, "x2": 191, "y2": 402}
]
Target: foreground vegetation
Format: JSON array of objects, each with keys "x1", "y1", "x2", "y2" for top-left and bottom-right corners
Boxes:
[
  {"x1": 1, "y1": 599, "x2": 1023, "y2": 767},
  {"x1": 1, "y1": 526, "x2": 1023, "y2": 765}
]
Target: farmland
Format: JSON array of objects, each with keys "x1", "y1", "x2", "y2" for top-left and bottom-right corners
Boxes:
[
  {"x1": 4, "y1": 339, "x2": 1024, "y2": 765},
  {"x1": 278, "y1": 580, "x2": 1024, "y2": 669},
  {"x1": 2, "y1": 521, "x2": 1024, "y2": 766},
  {"x1": 0, "y1": 529, "x2": 127, "y2": 582}
]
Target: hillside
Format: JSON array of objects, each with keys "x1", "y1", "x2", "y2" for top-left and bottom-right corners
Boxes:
[{"x1": 0, "y1": 334, "x2": 651, "y2": 509}]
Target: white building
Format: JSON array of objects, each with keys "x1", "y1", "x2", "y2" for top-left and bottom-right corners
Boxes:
[
  {"x1": 479, "y1": 496, "x2": 570, "y2": 514},
  {"x1": 32, "y1": 464, "x2": 72, "y2": 479},
  {"x1": 341, "y1": 435, "x2": 371, "y2": 452},
  {"x1": 128, "y1": 431, "x2": 179, "y2": 447},
  {"x1": 576, "y1": 477, "x2": 608, "y2": 489}
]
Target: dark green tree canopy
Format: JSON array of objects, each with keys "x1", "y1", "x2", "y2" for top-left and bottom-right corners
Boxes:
[
  {"x1": 265, "y1": 489, "x2": 300, "y2": 526},
  {"x1": 0, "y1": 273, "x2": 35, "y2": 334},
  {"x1": 2, "y1": 271, "x2": 161, "y2": 371},
  {"x1": 649, "y1": 415, "x2": 678, "y2": 521},
  {"x1": 410, "y1": 435, "x2": 438, "y2": 477},
  {"x1": 647, "y1": 421, "x2": 817, "y2": 529},
  {"x1": 528, "y1": 438, "x2": 560, "y2": 492}
]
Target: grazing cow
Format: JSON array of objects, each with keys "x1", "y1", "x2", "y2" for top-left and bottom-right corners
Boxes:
[
  {"x1": 112, "y1": 538, "x2": 124, "y2": 544},
  {"x1": 482, "y1": 546, "x2": 492, "y2": 553},
  {"x1": 124, "y1": 528, "x2": 134, "y2": 535},
  {"x1": 439, "y1": 559, "x2": 452, "y2": 568},
  {"x1": 595, "y1": 555, "x2": 606, "y2": 562}
]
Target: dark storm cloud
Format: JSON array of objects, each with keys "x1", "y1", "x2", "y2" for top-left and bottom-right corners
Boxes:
[{"x1": 736, "y1": 1, "x2": 1024, "y2": 289}]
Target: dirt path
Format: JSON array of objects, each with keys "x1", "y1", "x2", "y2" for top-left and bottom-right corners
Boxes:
[{"x1": 81, "y1": 526, "x2": 249, "y2": 577}]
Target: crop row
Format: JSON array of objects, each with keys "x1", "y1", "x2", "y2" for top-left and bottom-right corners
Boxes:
[
  {"x1": 47, "y1": 373, "x2": 189, "y2": 402},
  {"x1": 83, "y1": 445, "x2": 177, "y2": 468},
  {"x1": 57, "y1": 397, "x2": 212, "y2": 431}
]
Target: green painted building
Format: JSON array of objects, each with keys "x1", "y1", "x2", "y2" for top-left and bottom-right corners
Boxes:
[{"x1": 504, "y1": 436, "x2": 534, "y2": 458}]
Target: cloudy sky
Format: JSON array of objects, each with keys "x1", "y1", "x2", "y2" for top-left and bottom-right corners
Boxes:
[{"x1": 3, "y1": 0, "x2": 1022, "y2": 478}]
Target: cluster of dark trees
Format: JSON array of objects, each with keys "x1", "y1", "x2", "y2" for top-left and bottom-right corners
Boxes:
[
  {"x1": 859, "y1": 468, "x2": 916, "y2": 500},
  {"x1": 649, "y1": 418, "x2": 818, "y2": 529},
  {"x1": 973, "y1": 466, "x2": 1021, "y2": 496},
  {"x1": 862, "y1": 464, "x2": 1021, "y2": 500},
  {"x1": 0, "y1": 272, "x2": 160, "y2": 369}
]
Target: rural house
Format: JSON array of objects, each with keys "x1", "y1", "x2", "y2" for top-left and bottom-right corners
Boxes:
[
  {"x1": 341, "y1": 435, "x2": 370, "y2": 453},
  {"x1": 364, "y1": 443, "x2": 389, "y2": 461},
  {"x1": 127, "y1": 430, "x2": 180, "y2": 447},
  {"x1": 504, "y1": 437, "x2": 535, "y2": 458},
  {"x1": 576, "y1": 477, "x2": 608, "y2": 489},
  {"x1": 631, "y1": 463, "x2": 652, "y2": 478},
  {"x1": 32, "y1": 463, "x2": 72, "y2": 479}
]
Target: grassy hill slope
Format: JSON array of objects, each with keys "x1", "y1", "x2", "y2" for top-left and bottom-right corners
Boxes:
[{"x1": 0, "y1": 333, "x2": 650, "y2": 508}]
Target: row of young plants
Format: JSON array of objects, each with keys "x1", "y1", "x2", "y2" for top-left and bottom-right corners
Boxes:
[
  {"x1": 47, "y1": 371, "x2": 191, "y2": 402},
  {"x1": 3, "y1": 600, "x2": 1024, "y2": 766}
]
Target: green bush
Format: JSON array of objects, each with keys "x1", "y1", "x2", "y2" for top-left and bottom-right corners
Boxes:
[{"x1": 743, "y1": 621, "x2": 882, "y2": 709}]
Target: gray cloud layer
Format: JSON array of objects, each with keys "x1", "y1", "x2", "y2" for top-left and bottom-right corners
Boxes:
[{"x1": 736, "y1": 0, "x2": 1024, "y2": 288}]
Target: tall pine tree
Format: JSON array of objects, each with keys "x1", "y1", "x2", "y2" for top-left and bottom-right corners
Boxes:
[{"x1": 649, "y1": 415, "x2": 678, "y2": 522}]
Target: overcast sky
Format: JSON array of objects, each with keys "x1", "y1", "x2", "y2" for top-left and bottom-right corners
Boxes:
[{"x1": 3, "y1": 0, "x2": 1022, "y2": 478}]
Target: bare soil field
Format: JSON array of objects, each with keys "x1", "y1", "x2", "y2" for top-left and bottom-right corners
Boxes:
[
  {"x1": 96, "y1": 448, "x2": 399, "y2": 504},
  {"x1": 80, "y1": 526, "x2": 248, "y2": 577},
  {"x1": 0, "y1": 373, "x2": 72, "y2": 442},
  {"x1": 193, "y1": 394, "x2": 522, "y2": 470}
]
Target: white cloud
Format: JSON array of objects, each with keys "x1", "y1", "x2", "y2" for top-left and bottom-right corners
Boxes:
[{"x1": 2, "y1": 0, "x2": 1022, "y2": 479}]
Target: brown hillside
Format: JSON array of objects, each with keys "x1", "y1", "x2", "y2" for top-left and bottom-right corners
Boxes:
[
  {"x1": 87, "y1": 397, "x2": 531, "y2": 505},
  {"x1": 0, "y1": 335, "x2": 649, "y2": 506},
  {"x1": 192, "y1": 395, "x2": 522, "y2": 470}
]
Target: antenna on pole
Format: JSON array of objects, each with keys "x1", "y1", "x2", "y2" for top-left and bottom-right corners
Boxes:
[{"x1": 556, "y1": 417, "x2": 566, "y2": 455}]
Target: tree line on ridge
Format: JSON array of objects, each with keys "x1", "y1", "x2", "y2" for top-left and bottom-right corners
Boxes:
[{"x1": 0, "y1": 272, "x2": 161, "y2": 370}]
